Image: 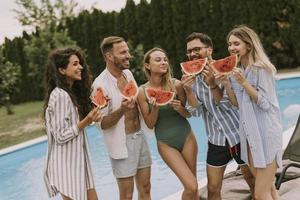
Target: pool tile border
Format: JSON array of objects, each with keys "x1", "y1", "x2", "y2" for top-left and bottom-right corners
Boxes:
[{"x1": 0, "y1": 136, "x2": 47, "y2": 156}]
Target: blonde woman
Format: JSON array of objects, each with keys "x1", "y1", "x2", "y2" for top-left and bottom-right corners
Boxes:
[
  {"x1": 137, "y1": 48, "x2": 198, "y2": 200},
  {"x1": 221, "y1": 25, "x2": 282, "y2": 200}
]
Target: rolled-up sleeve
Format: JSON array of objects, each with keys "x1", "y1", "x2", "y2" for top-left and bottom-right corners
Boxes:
[
  {"x1": 215, "y1": 87, "x2": 238, "y2": 111},
  {"x1": 185, "y1": 79, "x2": 203, "y2": 117},
  {"x1": 185, "y1": 101, "x2": 203, "y2": 117},
  {"x1": 46, "y1": 90, "x2": 80, "y2": 144},
  {"x1": 256, "y1": 69, "x2": 274, "y2": 111}
]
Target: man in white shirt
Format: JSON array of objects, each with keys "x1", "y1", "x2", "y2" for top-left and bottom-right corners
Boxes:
[{"x1": 92, "y1": 36, "x2": 152, "y2": 200}]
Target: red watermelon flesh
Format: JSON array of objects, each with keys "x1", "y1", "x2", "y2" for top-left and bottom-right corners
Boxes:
[
  {"x1": 91, "y1": 87, "x2": 108, "y2": 108},
  {"x1": 121, "y1": 80, "x2": 138, "y2": 99},
  {"x1": 211, "y1": 54, "x2": 239, "y2": 74},
  {"x1": 180, "y1": 58, "x2": 207, "y2": 75},
  {"x1": 145, "y1": 87, "x2": 175, "y2": 106}
]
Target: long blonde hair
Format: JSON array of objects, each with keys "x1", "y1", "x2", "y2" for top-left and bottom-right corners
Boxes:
[
  {"x1": 143, "y1": 47, "x2": 175, "y2": 91},
  {"x1": 227, "y1": 25, "x2": 276, "y2": 74}
]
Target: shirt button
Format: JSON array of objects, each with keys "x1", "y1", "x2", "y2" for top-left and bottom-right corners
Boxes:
[{"x1": 217, "y1": 127, "x2": 222, "y2": 131}]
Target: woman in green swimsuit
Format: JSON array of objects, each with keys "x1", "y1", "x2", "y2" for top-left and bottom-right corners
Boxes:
[{"x1": 137, "y1": 47, "x2": 199, "y2": 200}]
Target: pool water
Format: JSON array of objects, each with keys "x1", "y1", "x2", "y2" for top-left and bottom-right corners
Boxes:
[{"x1": 0, "y1": 77, "x2": 299, "y2": 200}]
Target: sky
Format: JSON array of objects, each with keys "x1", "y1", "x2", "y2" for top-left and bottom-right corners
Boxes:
[{"x1": 0, "y1": 0, "x2": 140, "y2": 44}]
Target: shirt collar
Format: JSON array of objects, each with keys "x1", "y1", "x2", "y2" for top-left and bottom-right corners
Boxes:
[
  {"x1": 197, "y1": 74, "x2": 208, "y2": 86},
  {"x1": 104, "y1": 68, "x2": 118, "y2": 83}
]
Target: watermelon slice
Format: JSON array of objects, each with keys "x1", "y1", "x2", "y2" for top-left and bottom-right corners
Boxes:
[
  {"x1": 211, "y1": 54, "x2": 239, "y2": 75},
  {"x1": 145, "y1": 87, "x2": 175, "y2": 106},
  {"x1": 180, "y1": 58, "x2": 207, "y2": 75},
  {"x1": 121, "y1": 80, "x2": 139, "y2": 100},
  {"x1": 91, "y1": 87, "x2": 108, "y2": 109}
]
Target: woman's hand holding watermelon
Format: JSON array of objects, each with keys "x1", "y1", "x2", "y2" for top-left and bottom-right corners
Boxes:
[
  {"x1": 232, "y1": 68, "x2": 247, "y2": 86},
  {"x1": 169, "y1": 99, "x2": 191, "y2": 118},
  {"x1": 148, "y1": 97, "x2": 159, "y2": 109},
  {"x1": 169, "y1": 99, "x2": 182, "y2": 112},
  {"x1": 214, "y1": 74, "x2": 229, "y2": 87},
  {"x1": 79, "y1": 107, "x2": 103, "y2": 130}
]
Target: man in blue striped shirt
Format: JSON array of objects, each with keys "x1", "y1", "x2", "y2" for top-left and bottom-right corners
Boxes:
[{"x1": 182, "y1": 32, "x2": 254, "y2": 200}]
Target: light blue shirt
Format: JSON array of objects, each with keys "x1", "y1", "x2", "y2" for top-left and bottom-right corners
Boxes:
[
  {"x1": 186, "y1": 74, "x2": 240, "y2": 147},
  {"x1": 230, "y1": 65, "x2": 282, "y2": 168}
]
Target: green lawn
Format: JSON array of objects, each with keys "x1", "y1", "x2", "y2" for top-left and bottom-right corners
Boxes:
[{"x1": 0, "y1": 101, "x2": 45, "y2": 149}]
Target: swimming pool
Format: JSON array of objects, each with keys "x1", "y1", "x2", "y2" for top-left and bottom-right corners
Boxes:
[{"x1": 0, "y1": 77, "x2": 299, "y2": 200}]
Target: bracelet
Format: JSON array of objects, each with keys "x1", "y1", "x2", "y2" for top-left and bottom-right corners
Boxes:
[{"x1": 210, "y1": 85, "x2": 218, "y2": 90}]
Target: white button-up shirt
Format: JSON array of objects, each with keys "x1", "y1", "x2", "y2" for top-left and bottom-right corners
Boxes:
[{"x1": 92, "y1": 68, "x2": 137, "y2": 159}]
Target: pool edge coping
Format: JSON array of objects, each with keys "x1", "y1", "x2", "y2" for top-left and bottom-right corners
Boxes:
[
  {"x1": 0, "y1": 136, "x2": 47, "y2": 156},
  {"x1": 276, "y1": 71, "x2": 300, "y2": 80}
]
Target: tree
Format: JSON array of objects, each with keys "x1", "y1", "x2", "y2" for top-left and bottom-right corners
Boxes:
[
  {"x1": 128, "y1": 42, "x2": 145, "y2": 85},
  {"x1": 24, "y1": 30, "x2": 76, "y2": 99},
  {"x1": 14, "y1": 0, "x2": 78, "y2": 30},
  {"x1": 13, "y1": 0, "x2": 77, "y2": 100},
  {"x1": 149, "y1": 0, "x2": 164, "y2": 47},
  {"x1": 0, "y1": 48, "x2": 20, "y2": 114},
  {"x1": 135, "y1": 0, "x2": 151, "y2": 50},
  {"x1": 288, "y1": 0, "x2": 300, "y2": 67},
  {"x1": 171, "y1": 0, "x2": 190, "y2": 78},
  {"x1": 161, "y1": 0, "x2": 176, "y2": 70},
  {"x1": 124, "y1": 0, "x2": 138, "y2": 46},
  {"x1": 2, "y1": 37, "x2": 30, "y2": 103}
]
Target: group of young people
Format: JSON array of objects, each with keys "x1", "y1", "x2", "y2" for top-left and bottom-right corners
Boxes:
[{"x1": 43, "y1": 25, "x2": 283, "y2": 200}]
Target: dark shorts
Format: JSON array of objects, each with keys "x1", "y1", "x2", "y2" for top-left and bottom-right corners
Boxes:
[{"x1": 206, "y1": 141, "x2": 245, "y2": 167}]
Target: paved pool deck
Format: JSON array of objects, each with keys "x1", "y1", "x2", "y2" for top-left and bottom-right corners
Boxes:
[{"x1": 163, "y1": 124, "x2": 296, "y2": 200}]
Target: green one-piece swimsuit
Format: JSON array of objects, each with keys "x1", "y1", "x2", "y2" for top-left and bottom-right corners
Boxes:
[
  {"x1": 155, "y1": 103, "x2": 191, "y2": 151},
  {"x1": 143, "y1": 86, "x2": 191, "y2": 152}
]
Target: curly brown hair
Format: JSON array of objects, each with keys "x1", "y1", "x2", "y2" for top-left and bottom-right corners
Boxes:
[{"x1": 43, "y1": 47, "x2": 92, "y2": 120}]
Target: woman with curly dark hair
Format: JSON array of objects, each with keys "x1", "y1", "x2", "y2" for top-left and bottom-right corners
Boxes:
[{"x1": 43, "y1": 47, "x2": 102, "y2": 200}]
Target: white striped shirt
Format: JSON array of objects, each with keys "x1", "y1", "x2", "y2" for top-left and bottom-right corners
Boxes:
[
  {"x1": 186, "y1": 75, "x2": 240, "y2": 147},
  {"x1": 44, "y1": 87, "x2": 95, "y2": 200},
  {"x1": 230, "y1": 65, "x2": 282, "y2": 168}
]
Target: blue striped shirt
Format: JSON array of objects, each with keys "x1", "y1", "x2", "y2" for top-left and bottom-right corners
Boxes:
[{"x1": 186, "y1": 75, "x2": 240, "y2": 147}]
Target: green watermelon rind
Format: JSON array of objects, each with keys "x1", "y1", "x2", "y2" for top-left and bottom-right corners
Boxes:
[
  {"x1": 91, "y1": 87, "x2": 108, "y2": 109},
  {"x1": 121, "y1": 80, "x2": 139, "y2": 100},
  {"x1": 145, "y1": 87, "x2": 175, "y2": 106},
  {"x1": 180, "y1": 58, "x2": 207, "y2": 75},
  {"x1": 211, "y1": 54, "x2": 239, "y2": 75}
]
